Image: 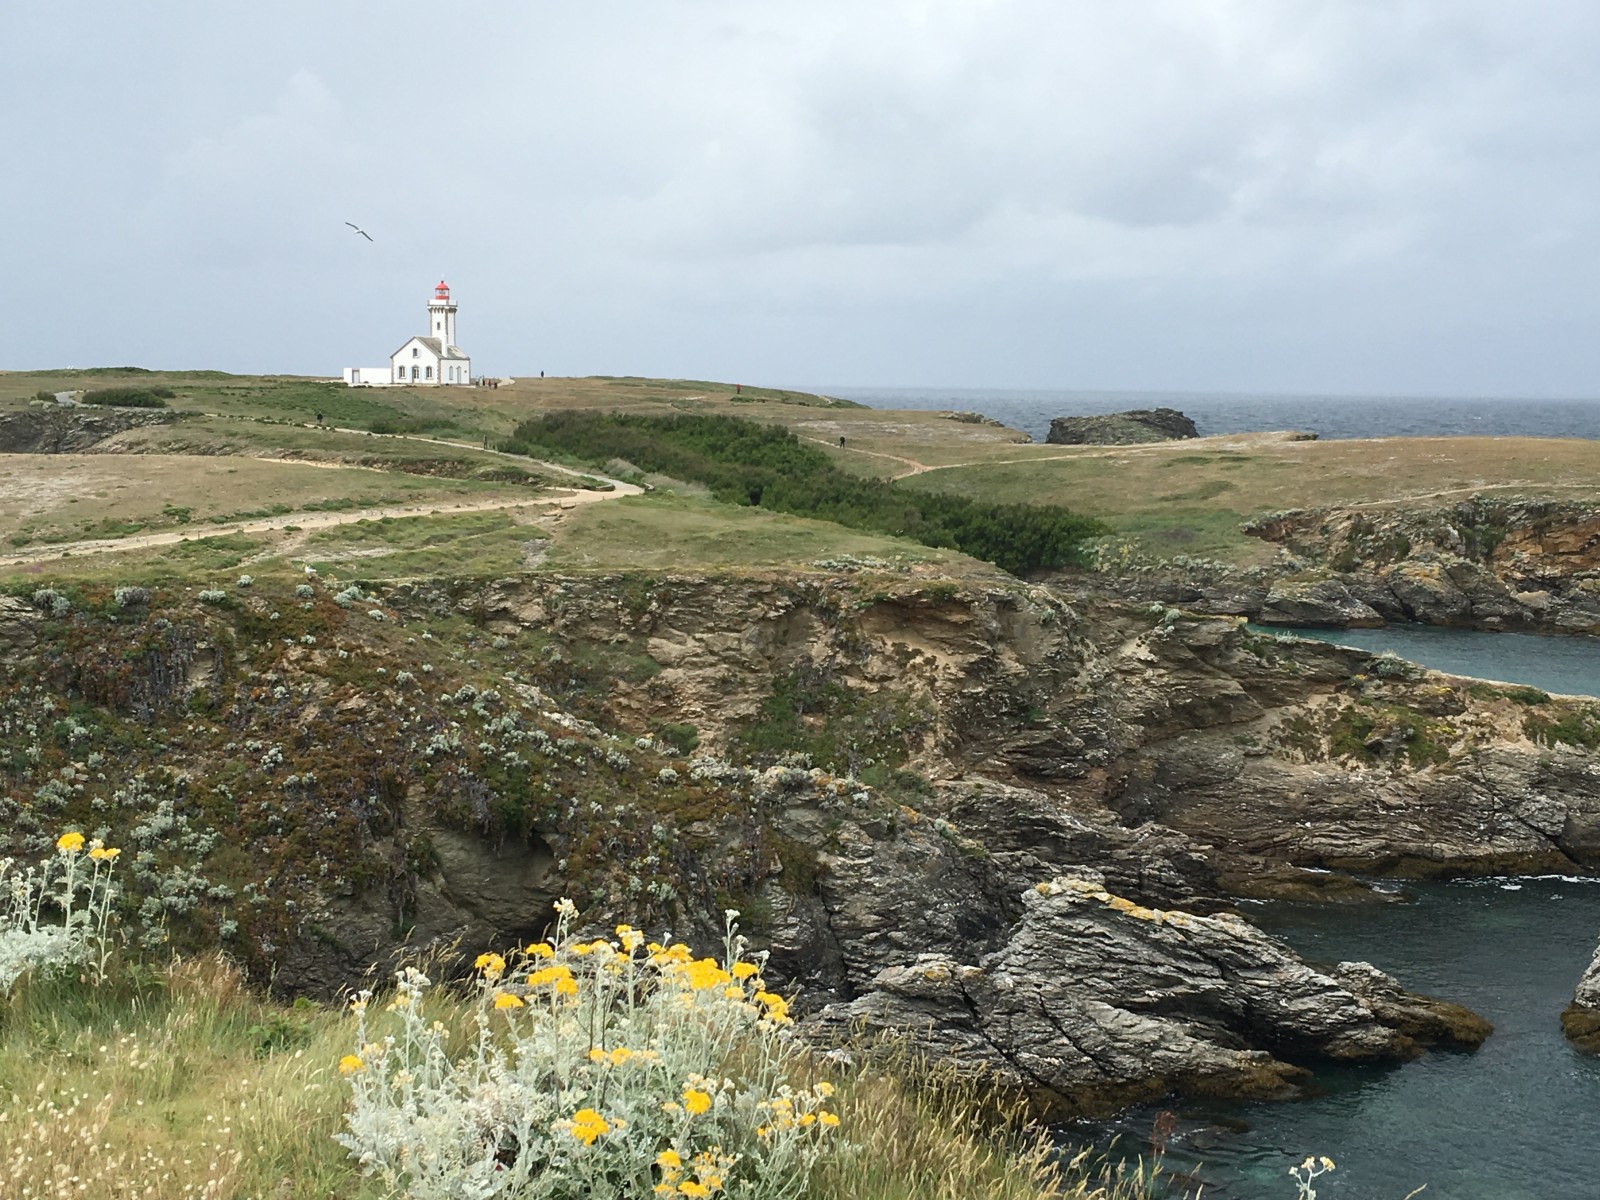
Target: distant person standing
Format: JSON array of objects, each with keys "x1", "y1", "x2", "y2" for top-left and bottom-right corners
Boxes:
[
  {"x1": 839, "y1": 436, "x2": 845, "y2": 448},
  {"x1": 315, "y1": 412, "x2": 323, "y2": 425}
]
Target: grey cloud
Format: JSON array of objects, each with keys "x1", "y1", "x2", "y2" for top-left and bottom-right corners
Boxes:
[{"x1": 8, "y1": 0, "x2": 1600, "y2": 394}]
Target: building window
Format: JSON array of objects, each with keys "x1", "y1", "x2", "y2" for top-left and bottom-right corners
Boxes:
[
  {"x1": 425, "y1": 366, "x2": 433, "y2": 380},
  {"x1": 412, "y1": 347, "x2": 419, "y2": 358},
  {"x1": 411, "y1": 365, "x2": 419, "y2": 380}
]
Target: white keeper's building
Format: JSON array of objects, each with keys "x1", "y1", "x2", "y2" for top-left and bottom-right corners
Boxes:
[{"x1": 343, "y1": 280, "x2": 473, "y2": 387}]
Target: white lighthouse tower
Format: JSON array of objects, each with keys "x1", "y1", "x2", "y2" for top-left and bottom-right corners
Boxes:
[
  {"x1": 428, "y1": 280, "x2": 458, "y2": 349},
  {"x1": 343, "y1": 279, "x2": 475, "y2": 387}
]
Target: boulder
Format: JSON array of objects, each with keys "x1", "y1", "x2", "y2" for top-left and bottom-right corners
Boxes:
[{"x1": 1046, "y1": 408, "x2": 1199, "y2": 446}]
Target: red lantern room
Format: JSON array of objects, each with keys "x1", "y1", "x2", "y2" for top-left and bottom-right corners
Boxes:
[{"x1": 434, "y1": 280, "x2": 450, "y2": 300}]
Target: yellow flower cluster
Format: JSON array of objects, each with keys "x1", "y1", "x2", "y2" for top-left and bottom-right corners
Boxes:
[
  {"x1": 654, "y1": 1145, "x2": 735, "y2": 1197},
  {"x1": 559, "y1": 1107, "x2": 620, "y2": 1146},
  {"x1": 753, "y1": 1088, "x2": 840, "y2": 1138},
  {"x1": 587, "y1": 1045, "x2": 661, "y2": 1067},
  {"x1": 526, "y1": 963, "x2": 579, "y2": 997},
  {"x1": 338, "y1": 1054, "x2": 365, "y2": 1075},
  {"x1": 752, "y1": 990, "x2": 790, "y2": 1024},
  {"x1": 473, "y1": 952, "x2": 506, "y2": 978},
  {"x1": 55, "y1": 832, "x2": 85, "y2": 853}
]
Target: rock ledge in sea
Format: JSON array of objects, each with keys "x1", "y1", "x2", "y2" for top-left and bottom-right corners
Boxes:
[
  {"x1": 1045, "y1": 407, "x2": 1198, "y2": 445},
  {"x1": 1562, "y1": 940, "x2": 1600, "y2": 1053},
  {"x1": 807, "y1": 878, "x2": 1490, "y2": 1118}
]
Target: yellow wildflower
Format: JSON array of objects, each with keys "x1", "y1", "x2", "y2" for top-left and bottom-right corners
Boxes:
[
  {"x1": 527, "y1": 964, "x2": 575, "y2": 989},
  {"x1": 656, "y1": 1149, "x2": 683, "y2": 1169},
  {"x1": 337, "y1": 1055, "x2": 364, "y2": 1075},
  {"x1": 731, "y1": 961, "x2": 760, "y2": 980},
  {"x1": 566, "y1": 1108, "x2": 611, "y2": 1146},
  {"x1": 753, "y1": 990, "x2": 790, "y2": 1023},
  {"x1": 756, "y1": 1125, "x2": 772, "y2": 1138},
  {"x1": 819, "y1": 1111, "x2": 840, "y2": 1127},
  {"x1": 678, "y1": 1183, "x2": 709, "y2": 1198},
  {"x1": 682, "y1": 1088, "x2": 712, "y2": 1116},
  {"x1": 526, "y1": 942, "x2": 555, "y2": 959},
  {"x1": 1320, "y1": 1157, "x2": 1336, "y2": 1171},
  {"x1": 88, "y1": 845, "x2": 120, "y2": 862},
  {"x1": 555, "y1": 976, "x2": 578, "y2": 997},
  {"x1": 799, "y1": 1113, "x2": 816, "y2": 1127},
  {"x1": 493, "y1": 992, "x2": 524, "y2": 1010},
  {"x1": 661, "y1": 1102, "x2": 683, "y2": 1115},
  {"x1": 680, "y1": 958, "x2": 732, "y2": 991},
  {"x1": 815, "y1": 1081, "x2": 835, "y2": 1097},
  {"x1": 474, "y1": 952, "x2": 506, "y2": 977},
  {"x1": 56, "y1": 831, "x2": 85, "y2": 853},
  {"x1": 609, "y1": 1047, "x2": 635, "y2": 1066}
]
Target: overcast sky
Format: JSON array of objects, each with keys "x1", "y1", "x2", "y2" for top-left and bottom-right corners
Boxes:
[{"x1": 7, "y1": 2, "x2": 1600, "y2": 396}]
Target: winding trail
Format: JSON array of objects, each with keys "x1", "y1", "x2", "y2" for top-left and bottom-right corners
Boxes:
[{"x1": 0, "y1": 428, "x2": 642, "y2": 567}]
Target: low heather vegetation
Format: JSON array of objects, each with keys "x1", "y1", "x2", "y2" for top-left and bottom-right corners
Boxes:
[{"x1": 500, "y1": 412, "x2": 1107, "y2": 574}]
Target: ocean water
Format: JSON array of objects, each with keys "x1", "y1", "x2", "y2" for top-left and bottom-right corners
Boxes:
[
  {"x1": 821, "y1": 386, "x2": 1600, "y2": 444},
  {"x1": 1070, "y1": 878, "x2": 1600, "y2": 1200},
  {"x1": 1257, "y1": 624, "x2": 1600, "y2": 700}
]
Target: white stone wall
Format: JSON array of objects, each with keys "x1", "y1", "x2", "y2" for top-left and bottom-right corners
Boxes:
[{"x1": 343, "y1": 367, "x2": 396, "y2": 387}]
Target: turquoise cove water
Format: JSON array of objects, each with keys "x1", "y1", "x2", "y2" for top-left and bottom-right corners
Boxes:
[{"x1": 1066, "y1": 878, "x2": 1600, "y2": 1199}]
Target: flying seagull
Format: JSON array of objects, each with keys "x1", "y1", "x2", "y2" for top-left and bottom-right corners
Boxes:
[{"x1": 344, "y1": 221, "x2": 374, "y2": 242}]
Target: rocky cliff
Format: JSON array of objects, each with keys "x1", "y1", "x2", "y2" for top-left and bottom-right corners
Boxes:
[
  {"x1": 1246, "y1": 498, "x2": 1600, "y2": 632},
  {"x1": 1064, "y1": 495, "x2": 1600, "y2": 635},
  {"x1": 0, "y1": 406, "x2": 178, "y2": 452},
  {"x1": 5, "y1": 570, "x2": 1557, "y2": 1114}
]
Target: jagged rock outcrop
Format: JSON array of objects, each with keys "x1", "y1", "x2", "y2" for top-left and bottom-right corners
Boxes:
[
  {"x1": 0, "y1": 597, "x2": 41, "y2": 659},
  {"x1": 1562, "y1": 942, "x2": 1600, "y2": 1053},
  {"x1": 1046, "y1": 408, "x2": 1198, "y2": 445},
  {"x1": 0, "y1": 407, "x2": 177, "y2": 452},
  {"x1": 1241, "y1": 499, "x2": 1600, "y2": 633},
  {"x1": 1258, "y1": 576, "x2": 1385, "y2": 627},
  {"x1": 807, "y1": 879, "x2": 1488, "y2": 1117}
]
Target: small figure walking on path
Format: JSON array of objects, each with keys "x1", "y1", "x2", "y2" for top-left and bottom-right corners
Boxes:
[
  {"x1": 315, "y1": 412, "x2": 324, "y2": 425},
  {"x1": 839, "y1": 436, "x2": 846, "y2": 448}
]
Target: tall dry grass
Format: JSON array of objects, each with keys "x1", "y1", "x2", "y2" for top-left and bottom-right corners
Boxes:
[{"x1": 0, "y1": 953, "x2": 1168, "y2": 1200}]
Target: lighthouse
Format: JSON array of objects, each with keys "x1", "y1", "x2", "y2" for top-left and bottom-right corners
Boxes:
[
  {"x1": 386, "y1": 280, "x2": 474, "y2": 385},
  {"x1": 342, "y1": 279, "x2": 476, "y2": 387}
]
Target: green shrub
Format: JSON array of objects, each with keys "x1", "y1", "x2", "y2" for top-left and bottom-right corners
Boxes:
[
  {"x1": 502, "y1": 412, "x2": 1107, "y2": 574},
  {"x1": 81, "y1": 386, "x2": 173, "y2": 408},
  {"x1": 656, "y1": 722, "x2": 701, "y2": 756}
]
